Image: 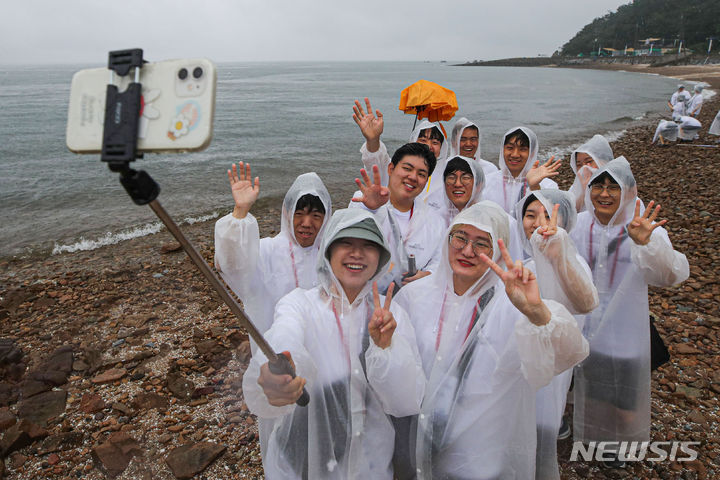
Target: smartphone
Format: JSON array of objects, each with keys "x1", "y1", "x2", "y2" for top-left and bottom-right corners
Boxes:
[{"x1": 66, "y1": 58, "x2": 217, "y2": 154}]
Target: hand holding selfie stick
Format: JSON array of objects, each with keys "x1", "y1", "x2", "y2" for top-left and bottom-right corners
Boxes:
[{"x1": 100, "y1": 49, "x2": 308, "y2": 406}]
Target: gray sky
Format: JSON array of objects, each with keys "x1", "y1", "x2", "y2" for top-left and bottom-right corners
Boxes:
[{"x1": 1, "y1": 0, "x2": 630, "y2": 64}]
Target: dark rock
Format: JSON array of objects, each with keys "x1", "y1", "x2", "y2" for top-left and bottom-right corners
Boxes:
[
  {"x1": 195, "y1": 340, "x2": 221, "y2": 355},
  {"x1": 111, "y1": 402, "x2": 133, "y2": 416},
  {"x1": 132, "y1": 392, "x2": 168, "y2": 411},
  {"x1": 160, "y1": 242, "x2": 182, "y2": 254},
  {"x1": 0, "y1": 409, "x2": 16, "y2": 431},
  {"x1": 92, "y1": 432, "x2": 143, "y2": 478},
  {"x1": 166, "y1": 372, "x2": 195, "y2": 401},
  {"x1": 45, "y1": 346, "x2": 74, "y2": 375},
  {"x1": 17, "y1": 390, "x2": 67, "y2": 425},
  {"x1": 79, "y1": 393, "x2": 106, "y2": 414},
  {"x1": 0, "y1": 383, "x2": 18, "y2": 407},
  {"x1": 20, "y1": 379, "x2": 51, "y2": 398},
  {"x1": 82, "y1": 347, "x2": 103, "y2": 374},
  {"x1": 192, "y1": 386, "x2": 215, "y2": 398},
  {"x1": 0, "y1": 339, "x2": 23, "y2": 365},
  {"x1": 0, "y1": 419, "x2": 48, "y2": 456},
  {"x1": 38, "y1": 431, "x2": 84, "y2": 454},
  {"x1": 227, "y1": 331, "x2": 247, "y2": 348},
  {"x1": 30, "y1": 369, "x2": 69, "y2": 386},
  {"x1": 236, "y1": 340, "x2": 251, "y2": 364},
  {"x1": 165, "y1": 442, "x2": 226, "y2": 479}
]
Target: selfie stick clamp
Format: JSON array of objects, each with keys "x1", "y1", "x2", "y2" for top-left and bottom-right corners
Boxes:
[{"x1": 100, "y1": 49, "x2": 309, "y2": 406}]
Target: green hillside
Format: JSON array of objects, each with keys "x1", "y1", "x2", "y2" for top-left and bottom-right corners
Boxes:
[{"x1": 561, "y1": 0, "x2": 720, "y2": 55}]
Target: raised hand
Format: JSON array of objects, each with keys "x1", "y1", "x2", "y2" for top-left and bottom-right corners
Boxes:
[
  {"x1": 257, "y1": 351, "x2": 307, "y2": 406},
  {"x1": 401, "y1": 270, "x2": 431, "y2": 286},
  {"x1": 527, "y1": 156, "x2": 562, "y2": 190},
  {"x1": 479, "y1": 238, "x2": 550, "y2": 326},
  {"x1": 352, "y1": 164, "x2": 390, "y2": 210},
  {"x1": 627, "y1": 199, "x2": 666, "y2": 246},
  {"x1": 352, "y1": 97, "x2": 384, "y2": 152},
  {"x1": 229, "y1": 162, "x2": 260, "y2": 219},
  {"x1": 535, "y1": 204, "x2": 563, "y2": 260},
  {"x1": 577, "y1": 165, "x2": 595, "y2": 190},
  {"x1": 369, "y1": 282, "x2": 396, "y2": 349}
]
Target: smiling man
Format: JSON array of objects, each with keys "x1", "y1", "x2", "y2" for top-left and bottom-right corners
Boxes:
[
  {"x1": 351, "y1": 142, "x2": 446, "y2": 292},
  {"x1": 482, "y1": 127, "x2": 561, "y2": 215},
  {"x1": 215, "y1": 163, "x2": 332, "y2": 337},
  {"x1": 449, "y1": 117, "x2": 499, "y2": 177}
]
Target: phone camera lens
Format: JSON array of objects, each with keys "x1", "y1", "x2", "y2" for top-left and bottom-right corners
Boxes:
[
  {"x1": 193, "y1": 67, "x2": 203, "y2": 79},
  {"x1": 178, "y1": 68, "x2": 188, "y2": 80}
]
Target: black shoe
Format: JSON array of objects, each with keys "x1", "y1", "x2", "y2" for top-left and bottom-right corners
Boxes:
[{"x1": 557, "y1": 417, "x2": 571, "y2": 440}]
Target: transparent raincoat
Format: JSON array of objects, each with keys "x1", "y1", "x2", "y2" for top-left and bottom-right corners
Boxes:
[
  {"x1": 514, "y1": 189, "x2": 598, "y2": 480},
  {"x1": 677, "y1": 115, "x2": 702, "y2": 140},
  {"x1": 449, "y1": 117, "x2": 499, "y2": 177},
  {"x1": 568, "y1": 135, "x2": 614, "y2": 212},
  {"x1": 349, "y1": 193, "x2": 446, "y2": 293},
  {"x1": 214, "y1": 172, "x2": 332, "y2": 337},
  {"x1": 569, "y1": 157, "x2": 689, "y2": 444},
  {"x1": 652, "y1": 120, "x2": 679, "y2": 143},
  {"x1": 395, "y1": 202, "x2": 588, "y2": 479},
  {"x1": 688, "y1": 86, "x2": 704, "y2": 116},
  {"x1": 709, "y1": 110, "x2": 720, "y2": 136},
  {"x1": 358, "y1": 120, "x2": 449, "y2": 211},
  {"x1": 242, "y1": 208, "x2": 425, "y2": 479},
  {"x1": 483, "y1": 126, "x2": 558, "y2": 215}
]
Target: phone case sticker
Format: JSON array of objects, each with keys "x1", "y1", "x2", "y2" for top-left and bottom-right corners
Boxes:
[
  {"x1": 138, "y1": 89, "x2": 161, "y2": 139},
  {"x1": 168, "y1": 101, "x2": 201, "y2": 140}
]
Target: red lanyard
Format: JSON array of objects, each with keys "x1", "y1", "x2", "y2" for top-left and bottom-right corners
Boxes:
[
  {"x1": 330, "y1": 299, "x2": 351, "y2": 367},
  {"x1": 588, "y1": 221, "x2": 624, "y2": 286},
  {"x1": 288, "y1": 239, "x2": 299, "y2": 288},
  {"x1": 435, "y1": 291, "x2": 481, "y2": 352}
]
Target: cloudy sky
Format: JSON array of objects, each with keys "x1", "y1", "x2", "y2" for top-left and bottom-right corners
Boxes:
[{"x1": 1, "y1": 0, "x2": 630, "y2": 64}]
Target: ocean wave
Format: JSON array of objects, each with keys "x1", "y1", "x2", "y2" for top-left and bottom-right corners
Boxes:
[
  {"x1": 540, "y1": 129, "x2": 628, "y2": 161},
  {"x1": 52, "y1": 222, "x2": 165, "y2": 255},
  {"x1": 50, "y1": 211, "x2": 223, "y2": 255}
]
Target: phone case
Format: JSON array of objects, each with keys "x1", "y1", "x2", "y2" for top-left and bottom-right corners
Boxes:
[{"x1": 66, "y1": 58, "x2": 216, "y2": 153}]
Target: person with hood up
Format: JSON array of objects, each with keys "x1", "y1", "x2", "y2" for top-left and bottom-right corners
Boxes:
[
  {"x1": 667, "y1": 84, "x2": 691, "y2": 114},
  {"x1": 568, "y1": 135, "x2": 614, "y2": 212},
  {"x1": 514, "y1": 189, "x2": 599, "y2": 480},
  {"x1": 215, "y1": 163, "x2": 332, "y2": 338},
  {"x1": 652, "y1": 118, "x2": 679, "y2": 145},
  {"x1": 569, "y1": 157, "x2": 689, "y2": 468},
  {"x1": 449, "y1": 117, "x2": 499, "y2": 177},
  {"x1": 351, "y1": 142, "x2": 446, "y2": 292},
  {"x1": 242, "y1": 208, "x2": 425, "y2": 479},
  {"x1": 394, "y1": 201, "x2": 589, "y2": 479},
  {"x1": 688, "y1": 84, "x2": 704, "y2": 117},
  {"x1": 709, "y1": 109, "x2": 720, "y2": 140},
  {"x1": 352, "y1": 98, "x2": 451, "y2": 211},
  {"x1": 443, "y1": 156, "x2": 525, "y2": 260},
  {"x1": 482, "y1": 126, "x2": 561, "y2": 215},
  {"x1": 676, "y1": 114, "x2": 702, "y2": 141}
]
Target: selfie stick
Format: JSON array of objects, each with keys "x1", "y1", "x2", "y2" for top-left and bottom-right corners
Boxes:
[{"x1": 100, "y1": 49, "x2": 308, "y2": 406}]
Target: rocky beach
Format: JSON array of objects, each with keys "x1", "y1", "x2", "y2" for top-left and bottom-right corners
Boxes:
[{"x1": 2, "y1": 65, "x2": 720, "y2": 479}]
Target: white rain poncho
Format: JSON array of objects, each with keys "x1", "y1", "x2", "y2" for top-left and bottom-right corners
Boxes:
[
  {"x1": 214, "y1": 172, "x2": 332, "y2": 337},
  {"x1": 669, "y1": 87, "x2": 691, "y2": 112},
  {"x1": 394, "y1": 201, "x2": 588, "y2": 479},
  {"x1": 358, "y1": 120, "x2": 449, "y2": 212},
  {"x1": 688, "y1": 86, "x2": 704, "y2": 116},
  {"x1": 569, "y1": 157, "x2": 689, "y2": 444},
  {"x1": 482, "y1": 126, "x2": 558, "y2": 215},
  {"x1": 349, "y1": 193, "x2": 446, "y2": 293},
  {"x1": 242, "y1": 208, "x2": 426, "y2": 479},
  {"x1": 710, "y1": 109, "x2": 720, "y2": 136},
  {"x1": 677, "y1": 115, "x2": 702, "y2": 140},
  {"x1": 449, "y1": 117, "x2": 499, "y2": 177},
  {"x1": 652, "y1": 120, "x2": 678, "y2": 143},
  {"x1": 568, "y1": 135, "x2": 614, "y2": 212},
  {"x1": 514, "y1": 189, "x2": 598, "y2": 480}
]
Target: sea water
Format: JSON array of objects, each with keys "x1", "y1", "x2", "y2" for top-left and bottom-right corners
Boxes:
[{"x1": 0, "y1": 61, "x2": 679, "y2": 259}]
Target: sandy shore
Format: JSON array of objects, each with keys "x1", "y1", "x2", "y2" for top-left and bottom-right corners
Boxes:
[{"x1": 1, "y1": 66, "x2": 719, "y2": 479}]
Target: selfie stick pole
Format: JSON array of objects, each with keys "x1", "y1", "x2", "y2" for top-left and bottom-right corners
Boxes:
[{"x1": 100, "y1": 49, "x2": 308, "y2": 406}]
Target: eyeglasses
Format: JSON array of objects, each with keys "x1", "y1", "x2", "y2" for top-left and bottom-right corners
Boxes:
[
  {"x1": 590, "y1": 184, "x2": 622, "y2": 195},
  {"x1": 445, "y1": 173, "x2": 474, "y2": 186},
  {"x1": 449, "y1": 232, "x2": 492, "y2": 255}
]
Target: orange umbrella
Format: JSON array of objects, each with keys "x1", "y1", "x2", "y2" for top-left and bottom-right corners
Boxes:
[{"x1": 399, "y1": 79, "x2": 458, "y2": 130}]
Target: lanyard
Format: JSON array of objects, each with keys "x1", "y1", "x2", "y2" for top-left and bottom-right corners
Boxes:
[
  {"x1": 588, "y1": 220, "x2": 625, "y2": 286},
  {"x1": 288, "y1": 238, "x2": 299, "y2": 288},
  {"x1": 435, "y1": 289, "x2": 490, "y2": 352},
  {"x1": 331, "y1": 299, "x2": 351, "y2": 368},
  {"x1": 502, "y1": 176, "x2": 528, "y2": 211}
]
